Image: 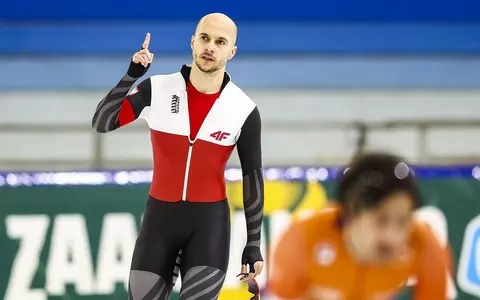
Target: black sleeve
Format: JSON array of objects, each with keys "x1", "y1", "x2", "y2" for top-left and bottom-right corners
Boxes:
[
  {"x1": 91, "y1": 61, "x2": 151, "y2": 133},
  {"x1": 236, "y1": 106, "x2": 264, "y2": 248}
]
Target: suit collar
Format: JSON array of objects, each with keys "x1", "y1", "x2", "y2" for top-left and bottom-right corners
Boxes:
[{"x1": 180, "y1": 64, "x2": 231, "y2": 92}]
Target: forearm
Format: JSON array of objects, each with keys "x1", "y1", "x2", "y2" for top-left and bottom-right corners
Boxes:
[
  {"x1": 91, "y1": 62, "x2": 145, "y2": 133},
  {"x1": 243, "y1": 168, "x2": 264, "y2": 247}
]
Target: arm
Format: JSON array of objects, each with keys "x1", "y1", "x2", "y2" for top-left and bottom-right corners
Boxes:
[
  {"x1": 269, "y1": 222, "x2": 310, "y2": 299},
  {"x1": 236, "y1": 107, "x2": 265, "y2": 268},
  {"x1": 413, "y1": 225, "x2": 448, "y2": 300},
  {"x1": 91, "y1": 62, "x2": 152, "y2": 133}
]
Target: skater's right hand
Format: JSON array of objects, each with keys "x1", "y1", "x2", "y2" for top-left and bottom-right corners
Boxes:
[{"x1": 132, "y1": 33, "x2": 154, "y2": 68}]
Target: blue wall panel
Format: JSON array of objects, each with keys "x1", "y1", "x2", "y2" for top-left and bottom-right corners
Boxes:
[
  {"x1": 3, "y1": 0, "x2": 479, "y2": 90},
  {"x1": 2, "y1": 56, "x2": 480, "y2": 90},
  {"x1": 2, "y1": 23, "x2": 480, "y2": 55}
]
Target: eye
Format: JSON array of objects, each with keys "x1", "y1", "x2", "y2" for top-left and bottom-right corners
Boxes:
[
  {"x1": 216, "y1": 40, "x2": 226, "y2": 45},
  {"x1": 201, "y1": 36, "x2": 209, "y2": 41}
]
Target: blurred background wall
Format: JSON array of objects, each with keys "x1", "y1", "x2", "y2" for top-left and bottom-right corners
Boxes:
[{"x1": 2, "y1": 0, "x2": 480, "y2": 170}]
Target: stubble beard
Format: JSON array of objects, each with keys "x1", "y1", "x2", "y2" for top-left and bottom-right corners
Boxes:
[{"x1": 194, "y1": 53, "x2": 225, "y2": 74}]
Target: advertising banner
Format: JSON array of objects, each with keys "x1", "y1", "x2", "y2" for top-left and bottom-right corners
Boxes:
[{"x1": 1, "y1": 166, "x2": 479, "y2": 299}]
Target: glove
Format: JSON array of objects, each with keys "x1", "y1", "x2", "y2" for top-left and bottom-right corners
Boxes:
[
  {"x1": 127, "y1": 57, "x2": 151, "y2": 79},
  {"x1": 242, "y1": 246, "x2": 263, "y2": 273},
  {"x1": 238, "y1": 246, "x2": 264, "y2": 283}
]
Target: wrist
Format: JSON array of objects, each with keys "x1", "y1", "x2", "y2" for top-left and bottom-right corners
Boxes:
[
  {"x1": 127, "y1": 61, "x2": 148, "y2": 79},
  {"x1": 246, "y1": 240, "x2": 261, "y2": 248}
]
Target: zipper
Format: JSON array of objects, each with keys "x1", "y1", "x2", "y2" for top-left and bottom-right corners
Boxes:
[{"x1": 181, "y1": 142, "x2": 194, "y2": 201}]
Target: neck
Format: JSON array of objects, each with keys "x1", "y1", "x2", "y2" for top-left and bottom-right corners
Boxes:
[{"x1": 189, "y1": 63, "x2": 225, "y2": 94}]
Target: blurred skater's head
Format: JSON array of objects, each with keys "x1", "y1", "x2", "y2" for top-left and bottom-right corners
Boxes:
[
  {"x1": 191, "y1": 13, "x2": 238, "y2": 74},
  {"x1": 336, "y1": 151, "x2": 421, "y2": 263}
]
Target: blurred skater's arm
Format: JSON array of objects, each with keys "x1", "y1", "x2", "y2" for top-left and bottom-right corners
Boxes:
[
  {"x1": 269, "y1": 222, "x2": 310, "y2": 299},
  {"x1": 413, "y1": 224, "x2": 448, "y2": 300}
]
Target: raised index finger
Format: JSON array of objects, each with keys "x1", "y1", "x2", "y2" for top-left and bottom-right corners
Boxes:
[{"x1": 142, "y1": 33, "x2": 151, "y2": 49}]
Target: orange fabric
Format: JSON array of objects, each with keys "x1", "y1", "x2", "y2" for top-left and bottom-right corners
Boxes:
[{"x1": 269, "y1": 207, "x2": 449, "y2": 300}]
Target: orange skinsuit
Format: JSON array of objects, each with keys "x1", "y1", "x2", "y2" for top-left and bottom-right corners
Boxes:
[{"x1": 268, "y1": 206, "x2": 449, "y2": 300}]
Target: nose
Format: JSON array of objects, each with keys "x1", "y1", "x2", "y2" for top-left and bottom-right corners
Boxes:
[
  {"x1": 380, "y1": 226, "x2": 405, "y2": 245},
  {"x1": 205, "y1": 41, "x2": 216, "y2": 53}
]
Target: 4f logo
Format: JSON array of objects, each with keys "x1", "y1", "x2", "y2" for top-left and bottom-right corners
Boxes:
[{"x1": 210, "y1": 131, "x2": 230, "y2": 141}]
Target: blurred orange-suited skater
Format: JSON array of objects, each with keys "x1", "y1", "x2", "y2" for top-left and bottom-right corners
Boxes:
[{"x1": 267, "y1": 151, "x2": 452, "y2": 300}]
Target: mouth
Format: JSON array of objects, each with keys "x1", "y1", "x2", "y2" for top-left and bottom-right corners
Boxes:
[
  {"x1": 201, "y1": 54, "x2": 215, "y2": 62},
  {"x1": 377, "y1": 245, "x2": 394, "y2": 258}
]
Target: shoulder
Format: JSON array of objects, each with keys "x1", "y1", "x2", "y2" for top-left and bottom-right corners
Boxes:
[
  {"x1": 410, "y1": 220, "x2": 443, "y2": 255},
  {"x1": 312, "y1": 206, "x2": 342, "y2": 232},
  {"x1": 411, "y1": 220, "x2": 433, "y2": 242},
  {"x1": 409, "y1": 218, "x2": 451, "y2": 284},
  {"x1": 223, "y1": 81, "x2": 257, "y2": 110},
  {"x1": 149, "y1": 72, "x2": 184, "y2": 87},
  {"x1": 288, "y1": 206, "x2": 342, "y2": 245},
  {"x1": 213, "y1": 81, "x2": 259, "y2": 130}
]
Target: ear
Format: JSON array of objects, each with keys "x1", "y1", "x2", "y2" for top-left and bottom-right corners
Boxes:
[
  {"x1": 228, "y1": 46, "x2": 238, "y2": 60},
  {"x1": 190, "y1": 35, "x2": 195, "y2": 50}
]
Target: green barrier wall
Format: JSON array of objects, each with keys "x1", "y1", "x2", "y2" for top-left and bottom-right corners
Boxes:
[{"x1": 1, "y1": 166, "x2": 480, "y2": 299}]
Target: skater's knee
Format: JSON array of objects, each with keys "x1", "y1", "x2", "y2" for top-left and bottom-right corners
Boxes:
[{"x1": 128, "y1": 270, "x2": 173, "y2": 300}]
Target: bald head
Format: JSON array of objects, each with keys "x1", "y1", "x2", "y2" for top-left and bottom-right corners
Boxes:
[
  {"x1": 190, "y1": 12, "x2": 238, "y2": 74},
  {"x1": 195, "y1": 13, "x2": 237, "y2": 45}
]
